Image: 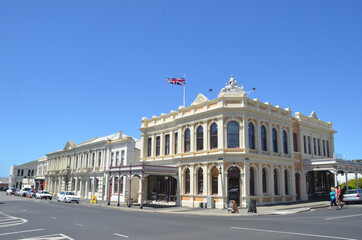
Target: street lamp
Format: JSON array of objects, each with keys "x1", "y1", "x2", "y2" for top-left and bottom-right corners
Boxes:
[{"x1": 65, "y1": 165, "x2": 70, "y2": 191}]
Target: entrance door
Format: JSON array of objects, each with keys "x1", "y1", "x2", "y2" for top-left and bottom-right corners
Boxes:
[
  {"x1": 295, "y1": 173, "x2": 301, "y2": 200},
  {"x1": 228, "y1": 167, "x2": 240, "y2": 206}
]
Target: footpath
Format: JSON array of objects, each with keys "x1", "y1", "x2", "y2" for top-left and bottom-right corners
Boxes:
[{"x1": 81, "y1": 198, "x2": 330, "y2": 217}]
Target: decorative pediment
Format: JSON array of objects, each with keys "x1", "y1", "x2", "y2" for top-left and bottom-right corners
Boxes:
[
  {"x1": 191, "y1": 93, "x2": 209, "y2": 106},
  {"x1": 63, "y1": 141, "x2": 76, "y2": 150}
]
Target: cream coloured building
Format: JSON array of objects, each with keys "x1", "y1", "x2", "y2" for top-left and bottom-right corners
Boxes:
[
  {"x1": 45, "y1": 131, "x2": 140, "y2": 202},
  {"x1": 139, "y1": 76, "x2": 342, "y2": 208}
]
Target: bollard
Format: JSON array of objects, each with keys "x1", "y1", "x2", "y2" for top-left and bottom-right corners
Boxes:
[
  {"x1": 247, "y1": 199, "x2": 257, "y2": 213},
  {"x1": 252, "y1": 199, "x2": 257, "y2": 213}
]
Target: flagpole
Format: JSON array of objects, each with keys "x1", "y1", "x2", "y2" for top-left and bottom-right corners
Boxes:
[{"x1": 183, "y1": 74, "x2": 186, "y2": 107}]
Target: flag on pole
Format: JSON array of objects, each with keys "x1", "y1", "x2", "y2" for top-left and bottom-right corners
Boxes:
[{"x1": 166, "y1": 77, "x2": 185, "y2": 86}]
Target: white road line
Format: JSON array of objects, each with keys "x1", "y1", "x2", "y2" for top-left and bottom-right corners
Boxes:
[
  {"x1": 51, "y1": 217, "x2": 57, "y2": 219},
  {"x1": 0, "y1": 228, "x2": 45, "y2": 236},
  {"x1": 231, "y1": 227, "x2": 357, "y2": 240},
  {"x1": 18, "y1": 233, "x2": 75, "y2": 240},
  {"x1": 113, "y1": 233, "x2": 130, "y2": 238},
  {"x1": 325, "y1": 213, "x2": 362, "y2": 220},
  {"x1": 74, "y1": 223, "x2": 84, "y2": 227}
]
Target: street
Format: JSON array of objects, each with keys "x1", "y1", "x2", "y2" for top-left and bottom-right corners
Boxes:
[{"x1": 0, "y1": 193, "x2": 361, "y2": 240}]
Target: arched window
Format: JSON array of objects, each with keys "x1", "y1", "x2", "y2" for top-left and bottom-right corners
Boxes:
[
  {"x1": 184, "y1": 129, "x2": 191, "y2": 152},
  {"x1": 272, "y1": 128, "x2": 278, "y2": 153},
  {"x1": 274, "y1": 169, "x2": 279, "y2": 195},
  {"x1": 261, "y1": 126, "x2": 267, "y2": 151},
  {"x1": 262, "y1": 168, "x2": 267, "y2": 193},
  {"x1": 185, "y1": 169, "x2": 190, "y2": 194},
  {"x1": 283, "y1": 130, "x2": 288, "y2": 154},
  {"x1": 250, "y1": 167, "x2": 256, "y2": 196},
  {"x1": 211, "y1": 167, "x2": 219, "y2": 195},
  {"x1": 285, "y1": 169, "x2": 289, "y2": 195},
  {"x1": 227, "y1": 121, "x2": 239, "y2": 148},
  {"x1": 196, "y1": 126, "x2": 203, "y2": 151},
  {"x1": 197, "y1": 168, "x2": 203, "y2": 194},
  {"x1": 248, "y1": 123, "x2": 255, "y2": 149},
  {"x1": 210, "y1": 123, "x2": 218, "y2": 149}
]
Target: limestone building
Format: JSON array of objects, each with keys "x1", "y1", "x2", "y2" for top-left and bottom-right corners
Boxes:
[
  {"x1": 139, "y1": 76, "x2": 340, "y2": 208},
  {"x1": 45, "y1": 131, "x2": 140, "y2": 202}
]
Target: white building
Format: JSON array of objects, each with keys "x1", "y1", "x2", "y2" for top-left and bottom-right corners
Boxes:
[
  {"x1": 45, "y1": 131, "x2": 141, "y2": 202},
  {"x1": 9, "y1": 160, "x2": 38, "y2": 189},
  {"x1": 136, "y1": 75, "x2": 358, "y2": 208}
]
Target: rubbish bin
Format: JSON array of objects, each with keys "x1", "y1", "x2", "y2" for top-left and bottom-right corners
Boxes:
[
  {"x1": 247, "y1": 199, "x2": 257, "y2": 213},
  {"x1": 207, "y1": 196, "x2": 215, "y2": 209}
]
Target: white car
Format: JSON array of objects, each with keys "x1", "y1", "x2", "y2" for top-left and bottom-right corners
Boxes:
[
  {"x1": 35, "y1": 191, "x2": 53, "y2": 200},
  {"x1": 57, "y1": 191, "x2": 80, "y2": 203},
  {"x1": 343, "y1": 189, "x2": 362, "y2": 204}
]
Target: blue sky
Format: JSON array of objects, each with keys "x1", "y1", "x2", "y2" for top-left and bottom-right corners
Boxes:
[{"x1": 1, "y1": 0, "x2": 361, "y2": 177}]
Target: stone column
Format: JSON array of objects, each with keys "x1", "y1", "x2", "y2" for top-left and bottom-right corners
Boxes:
[
  {"x1": 270, "y1": 168, "x2": 275, "y2": 203},
  {"x1": 268, "y1": 125, "x2": 273, "y2": 155},
  {"x1": 257, "y1": 164, "x2": 263, "y2": 204},
  {"x1": 242, "y1": 116, "x2": 248, "y2": 150},
  {"x1": 281, "y1": 168, "x2": 285, "y2": 202},
  {"x1": 117, "y1": 175, "x2": 121, "y2": 206},
  {"x1": 139, "y1": 176, "x2": 144, "y2": 209},
  {"x1": 291, "y1": 167, "x2": 296, "y2": 201}
]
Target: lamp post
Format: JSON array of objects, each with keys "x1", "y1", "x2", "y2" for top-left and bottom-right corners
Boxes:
[{"x1": 65, "y1": 165, "x2": 70, "y2": 191}]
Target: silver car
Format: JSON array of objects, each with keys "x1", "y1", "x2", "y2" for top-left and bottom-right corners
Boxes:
[
  {"x1": 343, "y1": 189, "x2": 362, "y2": 204},
  {"x1": 57, "y1": 191, "x2": 80, "y2": 203}
]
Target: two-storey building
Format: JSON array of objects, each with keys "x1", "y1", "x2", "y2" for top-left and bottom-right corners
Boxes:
[{"x1": 139, "y1": 76, "x2": 339, "y2": 208}]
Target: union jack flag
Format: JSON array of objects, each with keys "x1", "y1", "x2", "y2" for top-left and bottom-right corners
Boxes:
[{"x1": 166, "y1": 77, "x2": 185, "y2": 86}]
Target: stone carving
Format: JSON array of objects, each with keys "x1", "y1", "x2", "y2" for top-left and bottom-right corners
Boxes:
[
  {"x1": 310, "y1": 111, "x2": 318, "y2": 119},
  {"x1": 219, "y1": 75, "x2": 246, "y2": 96}
]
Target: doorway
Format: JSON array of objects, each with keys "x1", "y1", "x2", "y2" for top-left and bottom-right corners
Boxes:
[{"x1": 228, "y1": 167, "x2": 240, "y2": 206}]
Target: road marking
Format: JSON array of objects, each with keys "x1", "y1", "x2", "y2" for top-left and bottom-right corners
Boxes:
[
  {"x1": 75, "y1": 223, "x2": 84, "y2": 227},
  {"x1": 0, "y1": 212, "x2": 28, "y2": 227},
  {"x1": 231, "y1": 227, "x2": 357, "y2": 240},
  {"x1": 325, "y1": 213, "x2": 362, "y2": 220},
  {"x1": 51, "y1": 217, "x2": 57, "y2": 219},
  {"x1": 0, "y1": 228, "x2": 44, "y2": 236},
  {"x1": 113, "y1": 233, "x2": 130, "y2": 238},
  {"x1": 18, "y1": 233, "x2": 75, "y2": 240}
]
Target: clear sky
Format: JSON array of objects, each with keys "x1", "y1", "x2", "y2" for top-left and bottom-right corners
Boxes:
[{"x1": 1, "y1": 0, "x2": 361, "y2": 177}]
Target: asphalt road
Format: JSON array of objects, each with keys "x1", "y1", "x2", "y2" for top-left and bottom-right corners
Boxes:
[{"x1": 0, "y1": 193, "x2": 361, "y2": 240}]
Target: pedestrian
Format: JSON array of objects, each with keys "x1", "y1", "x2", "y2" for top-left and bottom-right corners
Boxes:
[
  {"x1": 336, "y1": 185, "x2": 344, "y2": 209},
  {"x1": 329, "y1": 187, "x2": 339, "y2": 210}
]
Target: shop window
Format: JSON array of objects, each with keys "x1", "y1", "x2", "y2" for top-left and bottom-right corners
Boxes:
[
  {"x1": 197, "y1": 168, "x2": 203, "y2": 194},
  {"x1": 185, "y1": 169, "x2": 190, "y2": 194},
  {"x1": 262, "y1": 168, "x2": 267, "y2": 193},
  {"x1": 250, "y1": 167, "x2": 256, "y2": 196},
  {"x1": 211, "y1": 167, "x2": 219, "y2": 195}
]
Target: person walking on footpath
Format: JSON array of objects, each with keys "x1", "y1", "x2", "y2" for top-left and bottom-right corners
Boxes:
[
  {"x1": 336, "y1": 186, "x2": 343, "y2": 209},
  {"x1": 329, "y1": 187, "x2": 339, "y2": 210}
]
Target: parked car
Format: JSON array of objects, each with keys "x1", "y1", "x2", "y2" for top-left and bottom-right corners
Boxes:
[
  {"x1": 36, "y1": 191, "x2": 52, "y2": 200},
  {"x1": 343, "y1": 189, "x2": 362, "y2": 204},
  {"x1": 6, "y1": 187, "x2": 16, "y2": 195},
  {"x1": 25, "y1": 190, "x2": 35, "y2": 198},
  {"x1": 57, "y1": 191, "x2": 80, "y2": 203},
  {"x1": 19, "y1": 187, "x2": 32, "y2": 197},
  {"x1": 14, "y1": 189, "x2": 20, "y2": 196}
]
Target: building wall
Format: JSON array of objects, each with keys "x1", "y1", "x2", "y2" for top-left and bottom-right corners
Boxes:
[
  {"x1": 9, "y1": 161, "x2": 38, "y2": 189},
  {"x1": 139, "y1": 77, "x2": 336, "y2": 208}
]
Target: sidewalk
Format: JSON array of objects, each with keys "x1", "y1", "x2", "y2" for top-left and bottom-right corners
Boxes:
[{"x1": 81, "y1": 199, "x2": 330, "y2": 216}]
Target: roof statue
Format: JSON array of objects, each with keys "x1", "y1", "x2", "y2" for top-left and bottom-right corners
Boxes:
[
  {"x1": 218, "y1": 75, "x2": 246, "y2": 97},
  {"x1": 310, "y1": 111, "x2": 318, "y2": 119}
]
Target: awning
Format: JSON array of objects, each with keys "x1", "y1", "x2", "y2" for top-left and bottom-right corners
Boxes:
[{"x1": 108, "y1": 164, "x2": 178, "y2": 178}]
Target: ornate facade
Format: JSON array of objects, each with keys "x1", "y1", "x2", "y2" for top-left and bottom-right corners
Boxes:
[
  {"x1": 45, "y1": 131, "x2": 140, "y2": 202},
  {"x1": 140, "y1": 76, "x2": 338, "y2": 208}
]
